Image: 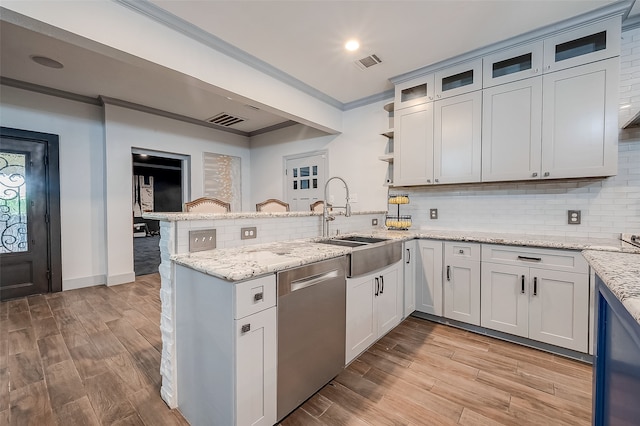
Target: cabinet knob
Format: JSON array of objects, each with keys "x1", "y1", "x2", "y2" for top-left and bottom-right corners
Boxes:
[
  {"x1": 429, "y1": 96, "x2": 433, "y2": 100},
  {"x1": 459, "y1": 249, "x2": 464, "y2": 254},
  {"x1": 532, "y1": 172, "x2": 538, "y2": 177},
  {"x1": 543, "y1": 171, "x2": 550, "y2": 177},
  {"x1": 437, "y1": 95, "x2": 441, "y2": 99},
  {"x1": 435, "y1": 178, "x2": 439, "y2": 183},
  {"x1": 534, "y1": 68, "x2": 539, "y2": 74},
  {"x1": 427, "y1": 179, "x2": 431, "y2": 183},
  {"x1": 241, "y1": 324, "x2": 251, "y2": 333},
  {"x1": 254, "y1": 292, "x2": 263, "y2": 302}
]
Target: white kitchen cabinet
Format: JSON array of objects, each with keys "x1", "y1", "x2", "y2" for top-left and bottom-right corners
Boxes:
[
  {"x1": 394, "y1": 74, "x2": 435, "y2": 110},
  {"x1": 480, "y1": 245, "x2": 589, "y2": 352},
  {"x1": 443, "y1": 242, "x2": 480, "y2": 325},
  {"x1": 175, "y1": 266, "x2": 277, "y2": 426},
  {"x1": 541, "y1": 57, "x2": 619, "y2": 179},
  {"x1": 542, "y1": 16, "x2": 620, "y2": 73},
  {"x1": 346, "y1": 260, "x2": 403, "y2": 364},
  {"x1": 434, "y1": 90, "x2": 482, "y2": 184},
  {"x1": 415, "y1": 240, "x2": 443, "y2": 316},
  {"x1": 435, "y1": 59, "x2": 482, "y2": 99},
  {"x1": 394, "y1": 102, "x2": 434, "y2": 185},
  {"x1": 483, "y1": 41, "x2": 543, "y2": 88},
  {"x1": 482, "y1": 76, "x2": 543, "y2": 182},
  {"x1": 403, "y1": 240, "x2": 417, "y2": 318}
]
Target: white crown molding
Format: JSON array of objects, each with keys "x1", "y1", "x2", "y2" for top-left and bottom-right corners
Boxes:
[
  {"x1": 390, "y1": 1, "x2": 631, "y2": 85},
  {"x1": 1, "y1": 77, "x2": 101, "y2": 105},
  {"x1": 343, "y1": 89, "x2": 395, "y2": 111}
]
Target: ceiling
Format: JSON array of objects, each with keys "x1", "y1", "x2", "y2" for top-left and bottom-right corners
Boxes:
[{"x1": 1, "y1": 0, "x2": 638, "y2": 134}]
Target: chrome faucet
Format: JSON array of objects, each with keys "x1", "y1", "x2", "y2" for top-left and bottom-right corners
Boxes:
[{"x1": 323, "y1": 176, "x2": 351, "y2": 237}]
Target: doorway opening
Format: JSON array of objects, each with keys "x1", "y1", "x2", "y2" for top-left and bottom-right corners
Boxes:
[
  {"x1": 132, "y1": 149, "x2": 189, "y2": 276},
  {"x1": 0, "y1": 127, "x2": 61, "y2": 301}
]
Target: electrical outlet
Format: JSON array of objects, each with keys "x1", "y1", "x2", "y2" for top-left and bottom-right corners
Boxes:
[
  {"x1": 568, "y1": 210, "x2": 581, "y2": 225},
  {"x1": 430, "y1": 208, "x2": 438, "y2": 220},
  {"x1": 241, "y1": 226, "x2": 257, "y2": 239},
  {"x1": 372, "y1": 218, "x2": 378, "y2": 226},
  {"x1": 189, "y1": 229, "x2": 216, "y2": 252}
]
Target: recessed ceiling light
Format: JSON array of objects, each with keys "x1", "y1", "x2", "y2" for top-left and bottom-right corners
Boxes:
[
  {"x1": 30, "y1": 55, "x2": 64, "y2": 69},
  {"x1": 345, "y1": 39, "x2": 360, "y2": 51}
]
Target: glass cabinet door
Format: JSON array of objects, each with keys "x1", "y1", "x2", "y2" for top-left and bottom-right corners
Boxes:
[
  {"x1": 434, "y1": 59, "x2": 482, "y2": 99},
  {"x1": 394, "y1": 74, "x2": 435, "y2": 110},
  {"x1": 482, "y1": 42, "x2": 543, "y2": 88},
  {"x1": 543, "y1": 16, "x2": 620, "y2": 73}
]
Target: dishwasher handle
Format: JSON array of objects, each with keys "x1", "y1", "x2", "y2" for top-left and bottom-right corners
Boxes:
[{"x1": 290, "y1": 270, "x2": 339, "y2": 293}]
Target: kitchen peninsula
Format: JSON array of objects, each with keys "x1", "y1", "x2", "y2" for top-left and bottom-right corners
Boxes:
[{"x1": 148, "y1": 209, "x2": 640, "y2": 425}]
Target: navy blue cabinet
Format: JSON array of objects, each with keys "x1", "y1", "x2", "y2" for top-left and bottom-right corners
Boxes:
[{"x1": 592, "y1": 275, "x2": 640, "y2": 425}]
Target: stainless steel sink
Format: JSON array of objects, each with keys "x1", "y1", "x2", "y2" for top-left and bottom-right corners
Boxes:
[{"x1": 316, "y1": 236, "x2": 402, "y2": 277}]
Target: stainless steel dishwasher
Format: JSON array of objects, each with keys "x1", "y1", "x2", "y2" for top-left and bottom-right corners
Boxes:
[{"x1": 276, "y1": 256, "x2": 347, "y2": 421}]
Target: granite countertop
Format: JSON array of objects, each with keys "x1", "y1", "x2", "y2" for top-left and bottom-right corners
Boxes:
[
  {"x1": 172, "y1": 239, "x2": 353, "y2": 281},
  {"x1": 172, "y1": 228, "x2": 640, "y2": 282},
  {"x1": 144, "y1": 210, "x2": 386, "y2": 221},
  {"x1": 582, "y1": 250, "x2": 640, "y2": 325}
]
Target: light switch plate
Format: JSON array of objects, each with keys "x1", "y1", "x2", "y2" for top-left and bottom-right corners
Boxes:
[
  {"x1": 372, "y1": 218, "x2": 378, "y2": 226},
  {"x1": 568, "y1": 210, "x2": 581, "y2": 225},
  {"x1": 430, "y1": 209, "x2": 438, "y2": 220},
  {"x1": 189, "y1": 229, "x2": 216, "y2": 252},
  {"x1": 241, "y1": 227, "x2": 257, "y2": 240}
]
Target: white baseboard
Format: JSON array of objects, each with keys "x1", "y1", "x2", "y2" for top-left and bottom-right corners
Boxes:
[
  {"x1": 106, "y1": 272, "x2": 136, "y2": 286},
  {"x1": 62, "y1": 274, "x2": 106, "y2": 291}
]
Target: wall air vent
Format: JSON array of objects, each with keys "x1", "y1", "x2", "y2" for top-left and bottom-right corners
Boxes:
[
  {"x1": 205, "y1": 113, "x2": 246, "y2": 127},
  {"x1": 355, "y1": 54, "x2": 382, "y2": 70}
]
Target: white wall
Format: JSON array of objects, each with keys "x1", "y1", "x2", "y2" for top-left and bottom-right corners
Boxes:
[
  {"x1": 250, "y1": 101, "x2": 390, "y2": 212},
  {"x1": 103, "y1": 104, "x2": 250, "y2": 284},
  {"x1": 0, "y1": 86, "x2": 107, "y2": 289}
]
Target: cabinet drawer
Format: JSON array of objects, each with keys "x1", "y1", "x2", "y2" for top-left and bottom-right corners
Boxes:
[
  {"x1": 234, "y1": 274, "x2": 276, "y2": 319},
  {"x1": 444, "y1": 241, "x2": 480, "y2": 262},
  {"x1": 481, "y1": 244, "x2": 588, "y2": 273}
]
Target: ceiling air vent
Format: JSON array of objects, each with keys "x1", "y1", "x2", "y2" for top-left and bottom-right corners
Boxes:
[
  {"x1": 355, "y1": 54, "x2": 382, "y2": 70},
  {"x1": 205, "y1": 113, "x2": 246, "y2": 127}
]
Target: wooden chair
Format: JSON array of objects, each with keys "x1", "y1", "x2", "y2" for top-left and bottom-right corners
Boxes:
[
  {"x1": 256, "y1": 198, "x2": 289, "y2": 212},
  {"x1": 184, "y1": 197, "x2": 231, "y2": 213},
  {"x1": 310, "y1": 200, "x2": 331, "y2": 213}
]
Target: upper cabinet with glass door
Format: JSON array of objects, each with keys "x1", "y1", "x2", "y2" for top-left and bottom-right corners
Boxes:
[
  {"x1": 543, "y1": 17, "x2": 620, "y2": 73},
  {"x1": 483, "y1": 42, "x2": 544, "y2": 88},
  {"x1": 435, "y1": 59, "x2": 482, "y2": 99},
  {"x1": 394, "y1": 74, "x2": 435, "y2": 110}
]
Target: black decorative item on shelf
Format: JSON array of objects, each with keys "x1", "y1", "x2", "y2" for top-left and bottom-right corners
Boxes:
[{"x1": 386, "y1": 194, "x2": 412, "y2": 230}]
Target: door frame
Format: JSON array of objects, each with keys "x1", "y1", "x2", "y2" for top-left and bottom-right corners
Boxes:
[
  {"x1": 283, "y1": 150, "x2": 328, "y2": 209},
  {"x1": 131, "y1": 148, "x2": 191, "y2": 206},
  {"x1": 1, "y1": 127, "x2": 62, "y2": 293}
]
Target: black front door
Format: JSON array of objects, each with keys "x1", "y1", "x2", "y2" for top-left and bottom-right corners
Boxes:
[{"x1": 0, "y1": 134, "x2": 50, "y2": 300}]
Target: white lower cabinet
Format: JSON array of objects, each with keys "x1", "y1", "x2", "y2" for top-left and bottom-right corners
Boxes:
[
  {"x1": 415, "y1": 240, "x2": 443, "y2": 316},
  {"x1": 175, "y1": 266, "x2": 277, "y2": 426},
  {"x1": 480, "y1": 244, "x2": 589, "y2": 352},
  {"x1": 443, "y1": 242, "x2": 481, "y2": 325},
  {"x1": 346, "y1": 260, "x2": 403, "y2": 364},
  {"x1": 403, "y1": 240, "x2": 417, "y2": 318}
]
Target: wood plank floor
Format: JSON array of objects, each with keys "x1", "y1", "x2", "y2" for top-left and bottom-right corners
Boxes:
[{"x1": 1, "y1": 274, "x2": 593, "y2": 425}]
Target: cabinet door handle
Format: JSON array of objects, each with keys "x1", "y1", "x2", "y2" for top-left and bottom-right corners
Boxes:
[
  {"x1": 435, "y1": 178, "x2": 439, "y2": 183},
  {"x1": 241, "y1": 324, "x2": 251, "y2": 333},
  {"x1": 374, "y1": 277, "x2": 379, "y2": 296},
  {"x1": 543, "y1": 172, "x2": 550, "y2": 177},
  {"x1": 532, "y1": 172, "x2": 538, "y2": 177},
  {"x1": 254, "y1": 292, "x2": 263, "y2": 302},
  {"x1": 427, "y1": 179, "x2": 431, "y2": 183},
  {"x1": 406, "y1": 248, "x2": 411, "y2": 264},
  {"x1": 517, "y1": 255, "x2": 542, "y2": 262},
  {"x1": 533, "y1": 277, "x2": 538, "y2": 296},
  {"x1": 446, "y1": 265, "x2": 451, "y2": 281},
  {"x1": 521, "y1": 275, "x2": 525, "y2": 294},
  {"x1": 380, "y1": 275, "x2": 384, "y2": 294}
]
